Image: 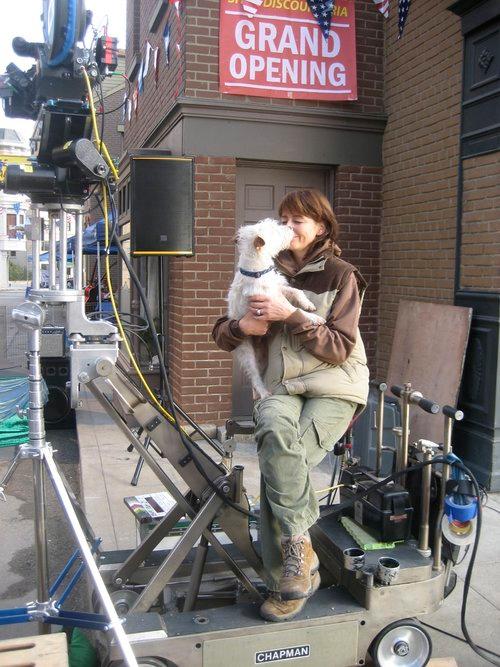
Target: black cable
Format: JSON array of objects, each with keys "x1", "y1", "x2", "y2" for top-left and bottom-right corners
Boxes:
[
  {"x1": 485, "y1": 504, "x2": 500, "y2": 516},
  {"x1": 95, "y1": 74, "x2": 131, "y2": 116},
  {"x1": 419, "y1": 620, "x2": 500, "y2": 660},
  {"x1": 101, "y1": 182, "x2": 257, "y2": 520}
]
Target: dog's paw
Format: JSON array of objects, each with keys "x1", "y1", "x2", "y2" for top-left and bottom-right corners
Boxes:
[
  {"x1": 306, "y1": 313, "x2": 326, "y2": 325},
  {"x1": 302, "y1": 299, "x2": 317, "y2": 312}
]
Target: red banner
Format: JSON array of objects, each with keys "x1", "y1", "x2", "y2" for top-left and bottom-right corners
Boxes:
[{"x1": 219, "y1": 0, "x2": 357, "y2": 101}]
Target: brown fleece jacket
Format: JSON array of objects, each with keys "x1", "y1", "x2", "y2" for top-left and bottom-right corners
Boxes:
[{"x1": 212, "y1": 242, "x2": 366, "y2": 368}]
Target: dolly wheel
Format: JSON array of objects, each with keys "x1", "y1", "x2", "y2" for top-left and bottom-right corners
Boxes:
[{"x1": 370, "y1": 619, "x2": 432, "y2": 667}]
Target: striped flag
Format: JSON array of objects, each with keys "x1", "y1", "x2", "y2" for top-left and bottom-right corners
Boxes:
[
  {"x1": 306, "y1": 0, "x2": 334, "y2": 40},
  {"x1": 372, "y1": 0, "x2": 389, "y2": 18},
  {"x1": 242, "y1": 0, "x2": 263, "y2": 17},
  {"x1": 398, "y1": 0, "x2": 410, "y2": 37}
]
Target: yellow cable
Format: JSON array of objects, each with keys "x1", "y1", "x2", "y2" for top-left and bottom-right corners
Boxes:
[
  {"x1": 315, "y1": 484, "x2": 344, "y2": 495},
  {"x1": 81, "y1": 67, "x2": 183, "y2": 429},
  {"x1": 101, "y1": 185, "x2": 178, "y2": 425},
  {"x1": 254, "y1": 483, "x2": 344, "y2": 504},
  {"x1": 82, "y1": 68, "x2": 119, "y2": 181}
]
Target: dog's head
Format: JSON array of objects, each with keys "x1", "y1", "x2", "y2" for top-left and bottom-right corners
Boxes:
[{"x1": 236, "y1": 218, "x2": 294, "y2": 260}]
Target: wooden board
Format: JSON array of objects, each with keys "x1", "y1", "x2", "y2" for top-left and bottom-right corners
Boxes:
[
  {"x1": 428, "y1": 659, "x2": 459, "y2": 667},
  {"x1": 387, "y1": 300, "x2": 472, "y2": 445},
  {"x1": 0, "y1": 633, "x2": 68, "y2": 667}
]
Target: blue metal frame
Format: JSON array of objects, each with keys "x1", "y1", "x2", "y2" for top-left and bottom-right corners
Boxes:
[{"x1": 0, "y1": 538, "x2": 111, "y2": 632}]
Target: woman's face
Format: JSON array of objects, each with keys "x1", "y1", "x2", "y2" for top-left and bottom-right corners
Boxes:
[{"x1": 280, "y1": 212, "x2": 326, "y2": 256}]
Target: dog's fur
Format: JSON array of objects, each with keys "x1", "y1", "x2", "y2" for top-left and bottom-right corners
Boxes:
[{"x1": 228, "y1": 218, "x2": 325, "y2": 399}]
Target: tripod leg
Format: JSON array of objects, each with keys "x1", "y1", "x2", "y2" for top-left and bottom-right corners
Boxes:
[
  {"x1": 43, "y1": 448, "x2": 138, "y2": 667},
  {"x1": 130, "y1": 435, "x2": 150, "y2": 486},
  {"x1": 33, "y1": 456, "x2": 50, "y2": 635}
]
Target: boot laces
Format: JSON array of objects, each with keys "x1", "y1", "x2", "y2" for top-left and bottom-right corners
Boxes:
[{"x1": 282, "y1": 539, "x2": 305, "y2": 577}]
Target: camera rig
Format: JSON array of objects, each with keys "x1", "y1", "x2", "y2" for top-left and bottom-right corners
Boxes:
[{"x1": 0, "y1": 0, "x2": 117, "y2": 203}]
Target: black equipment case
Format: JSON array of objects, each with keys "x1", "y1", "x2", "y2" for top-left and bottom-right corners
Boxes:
[{"x1": 340, "y1": 466, "x2": 413, "y2": 543}]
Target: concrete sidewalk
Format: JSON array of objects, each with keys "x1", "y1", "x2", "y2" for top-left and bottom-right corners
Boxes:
[{"x1": 77, "y1": 387, "x2": 500, "y2": 666}]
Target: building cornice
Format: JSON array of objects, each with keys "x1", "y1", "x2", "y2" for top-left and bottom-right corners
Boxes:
[{"x1": 146, "y1": 97, "x2": 386, "y2": 147}]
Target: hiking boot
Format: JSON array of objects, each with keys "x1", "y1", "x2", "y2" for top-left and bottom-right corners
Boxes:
[
  {"x1": 280, "y1": 536, "x2": 320, "y2": 601},
  {"x1": 260, "y1": 572, "x2": 321, "y2": 622}
]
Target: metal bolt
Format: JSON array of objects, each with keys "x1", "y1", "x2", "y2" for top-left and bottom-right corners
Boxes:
[
  {"x1": 76, "y1": 57, "x2": 83, "y2": 64},
  {"x1": 78, "y1": 372, "x2": 90, "y2": 383},
  {"x1": 115, "y1": 577, "x2": 123, "y2": 586},
  {"x1": 394, "y1": 641, "x2": 410, "y2": 657},
  {"x1": 221, "y1": 484, "x2": 230, "y2": 494}
]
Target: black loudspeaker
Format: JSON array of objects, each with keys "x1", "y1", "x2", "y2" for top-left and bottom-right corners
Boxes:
[
  {"x1": 130, "y1": 151, "x2": 194, "y2": 256},
  {"x1": 41, "y1": 357, "x2": 76, "y2": 430}
]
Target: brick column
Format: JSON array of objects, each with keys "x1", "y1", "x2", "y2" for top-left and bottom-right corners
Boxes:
[
  {"x1": 168, "y1": 157, "x2": 236, "y2": 424},
  {"x1": 334, "y1": 166, "x2": 382, "y2": 370}
]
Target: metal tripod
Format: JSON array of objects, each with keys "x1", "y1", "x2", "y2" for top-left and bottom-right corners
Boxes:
[{"x1": 0, "y1": 207, "x2": 138, "y2": 667}]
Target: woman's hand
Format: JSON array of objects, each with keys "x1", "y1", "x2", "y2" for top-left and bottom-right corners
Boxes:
[
  {"x1": 249, "y1": 294, "x2": 296, "y2": 322},
  {"x1": 238, "y1": 311, "x2": 270, "y2": 336}
]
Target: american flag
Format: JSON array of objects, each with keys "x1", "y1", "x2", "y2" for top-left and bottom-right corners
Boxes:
[
  {"x1": 306, "y1": 0, "x2": 335, "y2": 39},
  {"x1": 398, "y1": 0, "x2": 411, "y2": 38},
  {"x1": 243, "y1": 0, "x2": 263, "y2": 16},
  {"x1": 372, "y1": 0, "x2": 389, "y2": 19}
]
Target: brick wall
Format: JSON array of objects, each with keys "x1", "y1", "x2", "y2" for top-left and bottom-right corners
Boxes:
[
  {"x1": 124, "y1": 1, "x2": 186, "y2": 151},
  {"x1": 168, "y1": 157, "x2": 236, "y2": 422},
  {"x1": 334, "y1": 166, "x2": 382, "y2": 368},
  {"x1": 461, "y1": 153, "x2": 500, "y2": 292},
  {"x1": 184, "y1": 0, "x2": 384, "y2": 113},
  {"x1": 123, "y1": 0, "x2": 385, "y2": 154},
  {"x1": 377, "y1": 0, "x2": 462, "y2": 374}
]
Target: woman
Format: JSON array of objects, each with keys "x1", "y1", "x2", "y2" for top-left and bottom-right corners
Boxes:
[{"x1": 212, "y1": 189, "x2": 369, "y2": 622}]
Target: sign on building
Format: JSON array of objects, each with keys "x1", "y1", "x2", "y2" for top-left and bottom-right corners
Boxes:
[{"x1": 219, "y1": 0, "x2": 357, "y2": 101}]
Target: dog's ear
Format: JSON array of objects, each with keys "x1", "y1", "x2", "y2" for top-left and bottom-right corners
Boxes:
[{"x1": 254, "y1": 236, "x2": 265, "y2": 250}]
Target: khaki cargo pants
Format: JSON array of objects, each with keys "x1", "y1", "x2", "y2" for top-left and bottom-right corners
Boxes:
[{"x1": 253, "y1": 394, "x2": 357, "y2": 592}]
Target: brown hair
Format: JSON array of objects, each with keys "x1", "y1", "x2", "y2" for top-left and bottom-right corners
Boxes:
[{"x1": 278, "y1": 189, "x2": 339, "y2": 246}]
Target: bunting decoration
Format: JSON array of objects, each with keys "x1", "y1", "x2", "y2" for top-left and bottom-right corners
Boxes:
[
  {"x1": 305, "y1": 0, "x2": 334, "y2": 39},
  {"x1": 121, "y1": 91, "x2": 127, "y2": 123},
  {"x1": 137, "y1": 60, "x2": 144, "y2": 93},
  {"x1": 133, "y1": 83, "x2": 139, "y2": 117},
  {"x1": 143, "y1": 42, "x2": 152, "y2": 77},
  {"x1": 242, "y1": 0, "x2": 263, "y2": 16},
  {"x1": 163, "y1": 23, "x2": 171, "y2": 64},
  {"x1": 170, "y1": 0, "x2": 180, "y2": 18},
  {"x1": 153, "y1": 46, "x2": 160, "y2": 87},
  {"x1": 398, "y1": 0, "x2": 410, "y2": 38},
  {"x1": 372, "y1": 0, "x2": 389, "y2": 18}
]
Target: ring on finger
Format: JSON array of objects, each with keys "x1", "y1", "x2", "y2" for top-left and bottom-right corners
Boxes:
[{"x1": 256, "y1": 309, "x2": 262, "y2": 317}]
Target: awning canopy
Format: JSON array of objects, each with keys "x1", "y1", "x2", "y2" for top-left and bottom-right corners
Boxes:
[{"x1": 39, "y1": 219, "x2": 118, "y2": 261}]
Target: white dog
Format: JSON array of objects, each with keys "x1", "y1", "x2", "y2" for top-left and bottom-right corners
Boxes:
[{"x1": 228, "y1": 218, "x2": 325, "y2": 399}]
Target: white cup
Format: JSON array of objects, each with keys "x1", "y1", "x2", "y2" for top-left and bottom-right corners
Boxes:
[
  {"x1": 343, "y1": 547, "x2": 366, "y2": 571},
  {"x1": 376, "y1": 557, "x2": 400, "y2": 585}
]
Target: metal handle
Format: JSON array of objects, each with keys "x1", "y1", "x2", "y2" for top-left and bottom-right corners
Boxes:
[
  {"x1": 390, "y1": 385, "x2": 439, "y2": 414},
  {"x1": 442, "y1": 405, "x2": 464, "y2": 421},
  {"x1": 369, "y1": 379, "x2": 388, "y2": 392}
]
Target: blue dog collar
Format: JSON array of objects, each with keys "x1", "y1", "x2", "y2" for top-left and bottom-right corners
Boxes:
[{"x1": 239, "y1": 266, "x2": 275, "y2": 278}]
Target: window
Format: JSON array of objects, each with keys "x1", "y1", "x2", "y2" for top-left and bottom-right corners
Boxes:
[{"x1": 7, "y1": 214, "x2": 16, "y2": 239}]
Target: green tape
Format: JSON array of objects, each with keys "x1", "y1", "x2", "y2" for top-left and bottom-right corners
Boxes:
[{"x1": 340, "y1": 516, "x2": 396, "y2": 550}]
